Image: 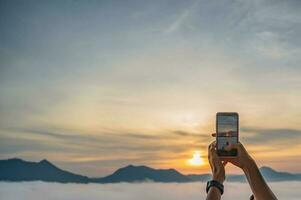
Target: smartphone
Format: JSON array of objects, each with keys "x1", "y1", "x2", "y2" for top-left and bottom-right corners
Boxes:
[{"x1": 216, "y1": 112, "x2": 239, "y2": 156}]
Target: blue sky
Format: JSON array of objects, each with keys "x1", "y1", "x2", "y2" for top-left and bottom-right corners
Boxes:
[{"x1": 1, "y1": 0, "x2": 301, "y2": 176}]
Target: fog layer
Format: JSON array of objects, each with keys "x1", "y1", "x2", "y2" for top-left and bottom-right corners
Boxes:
[{"x1": 0, "y1": 182, "x2": 300, "y2": 200}]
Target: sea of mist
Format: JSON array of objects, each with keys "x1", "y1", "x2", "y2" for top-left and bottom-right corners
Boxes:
[{"x1": 0, "y1": 181, "x2": 300, "y2": 200}]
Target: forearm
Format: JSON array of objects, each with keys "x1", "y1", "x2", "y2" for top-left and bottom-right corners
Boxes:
[
  {"x1": 206, "y1": 187, "x2": 221, "y2": 200},
  {"x1": 243, "y1": 159, "x2": 277, "y2": 200}
]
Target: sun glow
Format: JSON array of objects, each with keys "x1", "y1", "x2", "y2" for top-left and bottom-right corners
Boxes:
[{"x1": 188, "y1": 151, "x2": 205, "y2": 166}]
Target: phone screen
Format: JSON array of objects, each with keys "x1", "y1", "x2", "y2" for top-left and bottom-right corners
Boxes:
[{"x1": 216, "y1": 113, "x2": 238, "y2": 156}]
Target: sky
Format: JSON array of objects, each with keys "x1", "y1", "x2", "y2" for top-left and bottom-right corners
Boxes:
[{"x1": 0, "y1": 0, "x2": 301, "y2": 177}]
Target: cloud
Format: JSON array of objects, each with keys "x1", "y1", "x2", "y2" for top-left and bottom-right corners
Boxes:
[
  {"x1": 2, "y1": 126, "x2": 208, "y2": 145},
  {"x1": 0, "y1": 126, "x2": 209, "y2": 175},
  {"x1": 163, "y1": 0, "x2": 199, "y2": 34},
  {"x1": 0, "y1": 182, "x2": 300, "y2": 200},
  {"x1": 242, "y1": 127, "x2": 301, "y2": 144}
]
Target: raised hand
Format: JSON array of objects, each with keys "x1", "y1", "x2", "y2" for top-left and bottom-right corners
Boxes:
[
  {"x1": 208, "y1": 141, "x2": 227, "y2": 183},
  {"x1": 211, "y1": 133, "x2": 277, "y2": 200},
  {"x1": 211, "y1": 133, "x2": 254, "y2": 170}
]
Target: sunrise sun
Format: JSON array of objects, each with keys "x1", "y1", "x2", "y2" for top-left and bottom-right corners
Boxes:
[{"x1": 188, "y1": 151, "x2": 205, "y2": 166}]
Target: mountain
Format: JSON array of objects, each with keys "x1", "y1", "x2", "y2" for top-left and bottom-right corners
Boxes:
[
  {"x1": 0, "y1": 158, "x2": 89, "y2": 183},
  {"x1": 187, "y1": 167, "x2": 301, "y2": 182},
  {"x1": 186, "y1": 173, "x2": 211, "y2": 182},
  {"x1": 0, "y1": 158, "x2": 300, "y2": 183},
  {"x1": 260, "y1": 166, "x2": 301, "y2": 181},
  {"x1": 92, "y1": 164, "x2": 191, "y2": 183},
  {"x1": 186, "y1": 173, "x2": 247, "y2": 182}
]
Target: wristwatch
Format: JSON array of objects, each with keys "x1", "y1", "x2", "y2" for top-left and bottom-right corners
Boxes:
[{"x1": 206, "y1": 180, "x2": 224, "y2": 195}]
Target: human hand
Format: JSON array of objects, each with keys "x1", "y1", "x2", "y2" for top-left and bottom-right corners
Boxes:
[
  {"x1": 211, "y1": 134, "x2": 278, "y2": 200},
  {"x1": 212, "y1": 133, "x2": 254, "y2": 170},
  {"x1": 224, "y1": 142, "x2": 254, "y2": 170},
  {"x1": 208, "y1": 141, "x2": 227, "y2": 183}
]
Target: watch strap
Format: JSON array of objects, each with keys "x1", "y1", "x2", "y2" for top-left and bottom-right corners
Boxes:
[{"x1": 206, "y1": 180, "x2": 224, "y2": 195}]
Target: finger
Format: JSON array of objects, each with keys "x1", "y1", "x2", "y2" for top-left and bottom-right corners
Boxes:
[
  {"x1": 209, "y1": 145, "x2": 215, "y2": 154},
  {"x1": 210, "y1": 143, "x2": 218, "y2": 154},
  {"x1": 210, "y1": 145, "x2": 219, "y2": 158},
  {"x1": 209, "y1": 141, "x2": 215, "y2": 147},
  {"x1": 209, "y1": 141, "x2": 216, "y2": 150},
  {"x1": 211, "y1": 133, "x2": 216, "y2": 137},
  {"x1": 208, "y1": 142, "x2": 214, "y2": 151},
  {"x1": 208, "y1": 142, "x2": 215, "y2": 157},
  {"x1": 208, "y1": 142, "x2": 218, "y2": 160}
]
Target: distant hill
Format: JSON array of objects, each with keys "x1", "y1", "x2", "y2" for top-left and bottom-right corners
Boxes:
[
  {"x1": 186, "y1": 173, "x2": 212, "y2": 182},
  {"x1": 188, "y1": 167, "x2": 301, "y2": 182},
  {"x1": 92, "y1": 165, "x2": 191, "y2": 183},
  {"x1": 0, "y1": 158, "x2": 300, "y2": 183},
  {"x1": 0, "y1": 158, "x2": 89, "y2": 183},
  {"x1": 260, "y1": 166, "x2": 301, "y2": 182}
]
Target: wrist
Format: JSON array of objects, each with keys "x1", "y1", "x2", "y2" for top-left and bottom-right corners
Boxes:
[
  {"x1": 242, "y1": 157, "x2": 257, "y2": 174},
  {"x1": 213, "y1": 175, "x2": 225, "y2": 183},
  {"x1": 206, "y1": 180, "x2": 224, "y2": 195},
  {"x1": 208, "y1": 186, "x2": 222, "y2": 195}
]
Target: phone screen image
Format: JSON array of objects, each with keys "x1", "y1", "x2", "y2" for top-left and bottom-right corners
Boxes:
[{"x1": 216, "y1": 113, "x2": 238, "y2": 156}]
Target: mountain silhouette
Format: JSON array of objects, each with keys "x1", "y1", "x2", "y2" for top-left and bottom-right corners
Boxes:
[
  {"x1": 223, "y1": 166, "x2": 301, "y2": 182},
  {"x1": 0, "y1": 158, "x2": 300, "y2": 183},
  {"x1": 260, "y1": 166, "x2": 301, "y2": 181},
  {"x1": 0, "y1": 158, "x2": 89, "y2": 183},
  {"x1": 92, "y1": 164, "x2": 190, "y2": 183}
]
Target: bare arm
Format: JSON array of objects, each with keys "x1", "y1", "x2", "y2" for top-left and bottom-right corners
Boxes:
[
  {"x1": 243, "y1": 158, "x2": 277, "y2": 200},
  {"x1": 224, "y1": 143, "x2": 277, "y2": 200},
  {"x1": 206, "y1": 187, "x2": 222, "y2": 200},
  {"x1": 206, "y1": 141, "x2": 226, "y2": 200}
]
